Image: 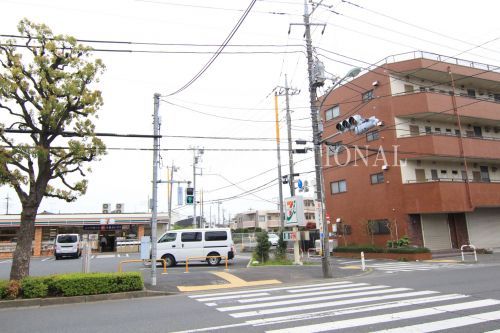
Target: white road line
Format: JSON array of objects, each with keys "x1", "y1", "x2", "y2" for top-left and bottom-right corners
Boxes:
[
  {"x1": 265, "y1": 299, "x2": 500, "y2": 333},
  {"x1": 218, "y1": 287, "x2": 411, "y2": 313},
  {"x1": 196, "y1": 292, "x2": 271, "y2": 302},
  {"x1": 371, "y1": 309, "x2": 500, "y2": 333},
  {"x1": 376, "y1": 268, "x2": 432, "y2": 272},
  {"x1": 205, "y1": 302, "x2": 217, "y2": 307},
  {"x1": 230, "y1": 290, "x2": 438, "y2": 318},
  {"x1": 188, "y1": 281, "x2": 352, "y2": 299},
  {"x1": 41, "y1": 257, "x2": 53, "y2": 262},
  {"x1": 117, "y1": 254, "x2": 121, "y2": 258},
  {"x1": 0, "y1": 259, "x2": 12, "y2": 264},
  {"x1": 339, "y1": 260, "x2": 373, "y2": 264},
  {"x1": 95, "y1": 254, "x2": 115, "y2": 259},
  {"x1": 126, "y1": 253, "x2": 129, "y2": 257},
  {"x1": 238, "y1": 285, "x2": 388, "y2": 304},
  {"x1": 287, "y1": 282, "x2": 369, "y2": 293},
  {"x1": 91, "y1": 255, "x2": 96, "y2": 259},
  {"x1": 248, "y1": 294, "x2": 468, "y2": 326}
]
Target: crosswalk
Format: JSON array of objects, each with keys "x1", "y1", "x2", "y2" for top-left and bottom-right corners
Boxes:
[
  {"x1": 336, "y1": 258, "x2": 466, "y2": 274},
  {"x1": 180, "y1": 280, "x2": 500, "y2": 332}
]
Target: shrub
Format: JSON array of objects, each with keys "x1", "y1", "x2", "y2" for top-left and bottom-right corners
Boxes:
[
  {"x1": 21, "y1": 277, "x2": 50, "y2": 299},
  {"x1": 49, "y1": 272, "x2": 143, "y2": 297},
  {"x1": 333, "y1": 245, "x2": 384, "y2": 253},
  {"x1": 253, "y1": 232, "x2": 271, "y2": 263},
  {"x1": 275, "y1": 232, "x2": 287, "y2": 261},
  {"x1": 5, "y1": 280, "x2": 21, "y2": 300},
  {"x1": 0, "y1": 280, "x2": 8, "y2": 299}
]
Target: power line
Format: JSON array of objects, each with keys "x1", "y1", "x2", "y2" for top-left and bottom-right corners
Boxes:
[{"x1": 165, "y1": 0, "x2": 257, "y2": 96}]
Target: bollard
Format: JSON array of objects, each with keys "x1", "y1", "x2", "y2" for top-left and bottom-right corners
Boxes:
[{"x1": 361, "y1": 251, "x2": 366, "y2": 271}]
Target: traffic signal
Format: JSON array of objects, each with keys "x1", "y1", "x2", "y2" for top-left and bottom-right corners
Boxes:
[
  {"x1": 186, "y1": 187, "x2": 194, "y2": 205},
  {"x1": 335, "y1": 115, "x2": 382, "y2": 135}
]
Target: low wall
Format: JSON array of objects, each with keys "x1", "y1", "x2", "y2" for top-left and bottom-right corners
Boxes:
[{"x1": 333, "y1": 251, "x2": 432, "y2": 261}]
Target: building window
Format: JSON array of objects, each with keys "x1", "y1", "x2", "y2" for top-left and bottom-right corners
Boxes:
[
  {"x1": 258, "y1": 215, "x2": 266, "y2": 222},
  {"x1": 467, "y1": 89, "x2": 476, "y2": 98},
  {"x1": 325, "y1": 105, "x2": 340, "y2": 121},
  {"x1": 431, "y1": 169, "x2": 438, "y2": 180},
  {"x1": 339, "y1": 224, "x2": 352, "y2": 235},
  {"x1": 480, "y1": 166, "x2": 490, "y2": 182},
  {"x1": 370, "y1": 172, "x2": 384, "y2": 184},
  {"x1": 327, "y1": 141, "x2": 344, "y2": 156},
  {"x1": 366, "y1": 130, "x2": 380, "y2": 142},
  {"x1": 368, "y1": 219, "x2": 391, "y2": 235},
  {"x1": 331, "y1": 180, "x2": 347, "y2": 194},
  {"x1": 434, "y1": 127, "x2": 441, "y2": 133},
  {"x1": 409, "y1": 125, "x2": 420, "y2": 136},
  {"x1": 419, "y1": 87, "x2": 426, "y2": 92},
  {"x1": 362, "y1": 90, "x2": 374, "y2": 102},
  {"x1": 494, "y1": 94, "x2": 500, "y2": 102},
  {"x1": 425, "y1": 126, "x2": 432, "y2": 134},
  {"x1": 404, "y1": 84, "x2": 414, "y2": 93}
]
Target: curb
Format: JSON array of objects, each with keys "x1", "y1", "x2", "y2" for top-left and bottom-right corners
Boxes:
[{"x1": 0, "y1": 290, "x2": 174, "y2": 309}]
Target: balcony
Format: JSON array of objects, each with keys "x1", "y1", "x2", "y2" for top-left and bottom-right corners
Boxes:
[
  {"x1": 392, "y1": 92, "x2": 500, "y2": 121},
  {"x1": 403, "y1": 180, "x2": 500, "y2": 213},
  {"x1": 398, "y1": 134, "x2": 500, "y2": 160}
]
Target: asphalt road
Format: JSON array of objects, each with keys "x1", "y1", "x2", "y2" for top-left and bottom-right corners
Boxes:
[{"x1": 2, "y1": 256, "x2": 500, "y2": 332}]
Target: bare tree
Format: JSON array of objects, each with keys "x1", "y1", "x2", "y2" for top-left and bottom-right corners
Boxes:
[{"x1": 0, "y1": 19, "x2": 106, "y2": 280}]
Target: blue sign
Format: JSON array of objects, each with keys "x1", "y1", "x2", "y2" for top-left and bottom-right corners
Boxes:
[{"x1": 297, "y1": 179, "x2": 303, "y2": 189}]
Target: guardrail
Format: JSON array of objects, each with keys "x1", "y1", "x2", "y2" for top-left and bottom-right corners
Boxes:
[
  {"x1": 461, "y1": 244, "x2": 478, "y2": 262},
  {"x1": 119, "y1": 259, "x2": 167, "y2": 274},
  {"x1": 185, "y1": 255, "x2": 228, "y2": 273}
]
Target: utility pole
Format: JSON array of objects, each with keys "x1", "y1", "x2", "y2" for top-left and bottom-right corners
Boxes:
[
  {"x1": 290, "y1": 0, "x2": 332, "y2": 278},
  {"x1": 277, "y1": 75, "x2": 300, "y2": 197},
  {"x1": 5, "y1": 194, "x2": 9, "y2": 215},
  {"x1": 274, "y1": 92, "x2": 286, "y2": 232},
  {"x1": 167, "y1": 162, "x2": 178, "y2": 231},
  {"x1": 192, "y1": 148, "x2": 204, "y2": 228},
  {"x1": 150, "y1": 93, "x2": 161, "y2": 286},
  {"x1": 217, "y1": 201, "x2": 221, "y2": 226}
]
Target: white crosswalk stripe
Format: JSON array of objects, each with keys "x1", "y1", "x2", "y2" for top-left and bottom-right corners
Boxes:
[
  {"x1": 338, "y1": 260, "x2": 467, "y2": 273},
  {"x1": 178, "y1": 280, "x2": 500, "y2": 333}
]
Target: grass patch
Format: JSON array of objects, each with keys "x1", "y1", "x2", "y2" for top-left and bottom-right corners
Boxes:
[{"x1": 250, "y1": 258, "x2": 294, "y2": 266}]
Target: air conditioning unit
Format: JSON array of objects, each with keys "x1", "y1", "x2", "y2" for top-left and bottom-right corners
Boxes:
[
  {"x1": 102, "y1": 203, "x2": 111, "y2": 213},
  {"x1": 115, "y1": 203, "x2": 124, "y2": 213}
]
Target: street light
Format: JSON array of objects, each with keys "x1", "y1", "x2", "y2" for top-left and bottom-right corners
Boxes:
[{"x1": 318, "y1": 67, "x2": 362, "y2": 117}]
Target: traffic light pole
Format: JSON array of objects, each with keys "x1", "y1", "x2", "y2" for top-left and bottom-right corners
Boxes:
[
  {"x1": 274, "y1": 92, "x2": 285, "y2": 232},
  {"x1": 151, "y1": 93, "x2": 160, "y2": 286},
  {"x1": 302, "y1": 0, "x2": 332, "y2": 278}
]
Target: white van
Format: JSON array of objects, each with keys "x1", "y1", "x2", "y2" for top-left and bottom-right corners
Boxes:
[
  {"x1": 54, "y1": 234, "x2": 81, "y2": 260},
  {"x1": 156, "y1": 228, "x2": 235, "y2": 267}
]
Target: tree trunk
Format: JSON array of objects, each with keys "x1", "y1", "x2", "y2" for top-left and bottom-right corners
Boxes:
[{"x1": 10, "y1": 205, "x2": 38, "y2": 281}]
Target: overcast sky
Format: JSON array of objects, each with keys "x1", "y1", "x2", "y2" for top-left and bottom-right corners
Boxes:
[{"x1": 1, "y1": 0, "x2": 499, "y2": 221}]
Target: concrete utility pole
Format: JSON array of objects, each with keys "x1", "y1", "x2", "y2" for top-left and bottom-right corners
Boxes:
[
  {"x1": 217, "y1": 201, "x2": 221, "y2": 226},
  {"x1": 150, "y1": 93, "x2": 161, "y2": 286},
  {"x1": 5, "y1": 194, "x2": 9, "y2": 215},
  {"x1": 282, "y1": 75, "x2": 301, "y2": 196},
  {"x1": 274, "y1": 92, "x2": 285, "y2": 232},
  {"x1": 167, "y1": 163, "x2": 178, "y2": 231},
  {"x1": 290, "y1": 0, "x2": 332, "y2": 278}
]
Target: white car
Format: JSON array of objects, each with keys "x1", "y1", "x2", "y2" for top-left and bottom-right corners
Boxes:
[
  {"x1": 268, "y1": 233, "x2": 280, "y2": 246},
  {"x1": 156, "y1": 228, "x2": 235, "y2": 267},
  {"x1": 54, "y1": 234, "x2": 81, "y2": 260}
]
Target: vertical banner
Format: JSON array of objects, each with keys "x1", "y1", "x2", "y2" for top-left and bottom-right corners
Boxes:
[{"x1": 284, "y1": 196, "x2": 305, "y2": 227}]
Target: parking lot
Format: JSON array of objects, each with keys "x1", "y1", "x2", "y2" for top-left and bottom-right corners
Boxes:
[{"x1": 0, "y1": 252, "x2": 252, "y2": 280}]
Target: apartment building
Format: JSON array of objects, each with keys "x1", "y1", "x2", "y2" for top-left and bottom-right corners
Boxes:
[
  {"x1": 321, "y1": 51, "x2": 500, "y2": 250},
  {"x1": 232, "y1": 198, "x2": 317, "y2": 231}
]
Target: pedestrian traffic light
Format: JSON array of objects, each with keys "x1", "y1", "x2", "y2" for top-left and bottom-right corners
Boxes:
[
  {"x1": 335, "y1": 115, "x2": 382, "y2": 135},
  {"x1": 186, "y1": 187, "x2": 194, "y2": 205}
]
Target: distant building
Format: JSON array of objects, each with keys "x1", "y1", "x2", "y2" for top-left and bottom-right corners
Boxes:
[
  {"x1": 320, "y1": 51, "x2": 500, "y2": 250},
  {"x1": 232, "y1": 198, "x2": 317, "y2": 231}
]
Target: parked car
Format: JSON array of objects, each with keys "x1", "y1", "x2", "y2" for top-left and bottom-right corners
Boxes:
[
  {"x1": 268, "y1": 233, "x2": 280, "y2": 246},
  {"x1": 54, "y1": 234, "x2": 81, "y2": 259},
  {"x1": 156, "y1": 228, "x2": 235, "y2": 267}
]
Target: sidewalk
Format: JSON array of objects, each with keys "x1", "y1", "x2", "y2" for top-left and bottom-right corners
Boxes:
[{"x1": 144, "y1": 258, "x2": 370, "y2": 293}]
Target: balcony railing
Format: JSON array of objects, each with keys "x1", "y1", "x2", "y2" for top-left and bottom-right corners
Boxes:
[
  {"x1": 405, "y1": 178, "x2": 498, "y2": 184},
  {"x1": 380, "y1": 51, "x2": 500, "y2": 74}
]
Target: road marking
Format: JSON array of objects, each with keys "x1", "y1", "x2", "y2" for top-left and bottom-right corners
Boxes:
[
  {"x1": 0, "y1": 259, "x2": 12, "y2": 264},
  {"x1": 196, "y1": 292, "x2": 270, "y2": 302},
  {"x1": 239, "y1": 285, "x2": 387, "y2": 303},
  {"x1": 286, "y1": 282, "x2": 368, "y2": 293},
  {"x1": 339, "y1": 259, "x2": 373, "y2": 264},
  {"x1": 372, "y1": 309, "x2": 500, "y2": 332},
  {"x1": 41, "y1": 257, "x2": 53, "y2": 262},
  {"x1": 95, "y1": 254, "x2": 115, "y2": 259},
  {"x1": 229, "y1": 290, "x2": 437, "y2": 318},
  {"x1": 265, "y1": 299, "x2": 500, "y2": 332},
  {"x1": 218, "y1": 287, "x2": 411, "y2": 313},
  {"x1": 189, "y1": 281, "x2": 352, "y2": 298},
  {"x1": 178, "y1": 272, "x2": 281, "y2": 292}
]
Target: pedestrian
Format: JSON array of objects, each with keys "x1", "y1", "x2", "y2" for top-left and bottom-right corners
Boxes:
[{"x1": 100, "y1": 235, "x2": 107, "y2": 253}]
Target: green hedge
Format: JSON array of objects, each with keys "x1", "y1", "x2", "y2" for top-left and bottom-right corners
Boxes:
[
  {"x1": 13, "y1": 272, "x2": 143, "y2": 299},
  {"x1": 0, "y1": 280, "x2": 8, "y2": 299},
  {"x1": 333, "y1": 245, "x2": 430, "y2": 254}
]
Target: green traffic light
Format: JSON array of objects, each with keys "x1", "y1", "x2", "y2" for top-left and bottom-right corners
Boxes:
[{"x1": 186, "y1": 195, "x2": 194, "y2": 204}]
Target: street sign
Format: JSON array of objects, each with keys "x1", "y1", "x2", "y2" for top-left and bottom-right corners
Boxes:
[
  {"x1": 284, "y1": 196, "x2": 305, "y2": 227},
  {"x1": 297, "y1": 179, "x2": 303, "y2": 189},
  {"x1": 283, "y1": 231, "x2": 300, "y2": 241}
]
